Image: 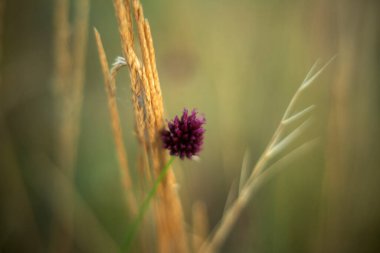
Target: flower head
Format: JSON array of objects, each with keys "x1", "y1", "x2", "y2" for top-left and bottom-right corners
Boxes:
[{"x1": 161, "y1": 109, "x2": 206, "y2": 159}]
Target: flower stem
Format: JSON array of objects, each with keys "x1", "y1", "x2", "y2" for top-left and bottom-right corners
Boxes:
[{"x1": 122, "y1": 156, "x2": 175, "y2": 252}]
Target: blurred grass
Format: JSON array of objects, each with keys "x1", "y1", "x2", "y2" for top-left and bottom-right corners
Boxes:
[{"x1": 1, "y1": 0, "x2": 380, "y2": 252}]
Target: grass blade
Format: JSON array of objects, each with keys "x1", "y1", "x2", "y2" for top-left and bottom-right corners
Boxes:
[
  {"x1": 301, "y1": 56, "x2": 336, "y2": 90},
  {"x1": 283, "y1": 105, "x2": 315, "y2": 126},
  {"x1": 238, "y1": 149, "x2": 250, "y2": 194},
  {"x1": 269, "y1": 118, "x2": 313, "y2": 158},
  {"x1": 122, "y1": 156, "x2": 175, "y2": 252}
]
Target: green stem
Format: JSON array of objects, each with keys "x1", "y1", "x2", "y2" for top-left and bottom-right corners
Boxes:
[{"x1": 122, "y1": 156, "x2": 175, "y2": 252}]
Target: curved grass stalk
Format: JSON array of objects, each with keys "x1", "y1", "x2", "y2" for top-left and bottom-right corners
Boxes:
[
  {"x1": 94, "y1": 29, "x2": 138, "y2": 214},
  {"x1": 201, "y1": 139, "x2": 319, "y2": 253},
  {"x1": 199, "y1": 58, "x2": 335, "y2": 253},
  {"x1": 238, "y1": 149, "x2": 251, "y2": 194}
]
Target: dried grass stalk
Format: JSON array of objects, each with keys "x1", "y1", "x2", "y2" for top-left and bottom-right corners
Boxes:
[
  {"x1": 50, "y1": 0, "x2": 72, "y2": 251},
  {"x1": 132, "y1": 1, "x2": 159, "y2": 131},
  {"x1": 113, "y1": 0, "x2": 147, "y2": 146},
  {"x1": 94, "y1": 29, "x2": 137, "y2": 214},
  {"x1": 71, "y1": 0, "x2": 90, "y2": 124},
  {"x1": 52, "y1": 0, "x2": 71, "y2": 98},
  {"x1": 192, "y1": 201, "x2": 210, "y2": 252},
  {"x1": 123, "y1": 0, "x2": 134, "y2": 46},
  {"x1": 50, "y1": 0, "x2": 90, "y2": 251},
  {"x1": 144, "y1": 20, "x2": 164, "y2": 128},
  {"x1": 112, "y1": 0, "x2": 189, "y2": 252},
  {"x1": 53, "y1": 0, "x2": 89, "y2": 173},
  {"x1": 199, "y1": 59, "x2": 334, "y2": 253}
]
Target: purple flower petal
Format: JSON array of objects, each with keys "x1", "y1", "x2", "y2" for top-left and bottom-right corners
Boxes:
[{"x1": 161, "y1": 108, "x2": 206, "y2": 159}]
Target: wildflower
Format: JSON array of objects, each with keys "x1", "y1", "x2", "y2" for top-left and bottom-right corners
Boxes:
[{"x1": 161, "y1": 109, "x2": 206, "y2": 159}]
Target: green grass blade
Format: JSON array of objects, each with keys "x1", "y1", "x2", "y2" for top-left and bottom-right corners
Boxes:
[
  {"x1": 283, "y1": 105, "x2": 315, "y2": 126},
  {"x1": 122, "y1": 156, "x2": 175, "y2": 252}
]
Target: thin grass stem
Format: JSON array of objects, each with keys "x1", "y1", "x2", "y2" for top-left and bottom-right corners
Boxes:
[
  {"x1": 199, "y1": 59, "x2": 334, "y2": 253},
  {"x1": 282, "y1": 105, "x2": 315, "y2": 126},
  {"x1": 200, "y1": 139, "x2": 318, "y2": 253},
  {"x1": 268, "y1": 117, "x2": 313, "y2": 158},
  {"x1": 238, "y1": 149, "x2": 250, "y2": 194},
  {"x1": 94, "y1": 28, "x2": 137, "y2": 214},
  {"x1": 122, "y1": 156, "x2": 175, "y2": 252}
]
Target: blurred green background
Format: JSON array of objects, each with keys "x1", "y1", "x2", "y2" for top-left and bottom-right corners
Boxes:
[{"x1": 1, "y1": 0, "x2": 380, "y2": 252}]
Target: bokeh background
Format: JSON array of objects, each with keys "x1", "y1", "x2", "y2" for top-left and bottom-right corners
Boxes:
[{"x1": 1, "y1": 0, "x2": 380, "y2": 252}]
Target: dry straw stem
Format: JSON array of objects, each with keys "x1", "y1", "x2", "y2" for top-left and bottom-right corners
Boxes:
[
  {"x1": 112, "y1": 0, "x2": 189, "y2": 252},
  {"x1": 72, "y1": 0, "x2": 90, "y2": 118},
  {"x1": 113, "y1": 0, "x2": 149, "y2": 147},
  {"x1": 113, "y1": 0, "x2": 153, "y2": 184},
  {"x1": 132, "y1": 2, "x2": 162, "y2": 131},
  {"x1": 124, "y1": 0, "x2": 134, "y2": 46},
  {"x1": 200, "y1": 58, "x2": 335, "y2": 253},
  {"x1": 192, "y1": 201, "x2": 210, "y2": 252},
  {"x1": 132, "y1": 1, "x2": 189, "y2": 253},
  {"x1": 130, "y1": 1, "x2": 156, "y2": 144},
  {"x1": 53, "y1": 0, "x2": 90, "y2": 172},
  {"x1": 144, "y1": 20, "x2": 165, "y2": 128},
  {"x1": 94, "y1": 29, "x2": 137, "y2": 215},
  {"x1": 52, "y1": 0, "x2": 71, "y2": 97},
  {"x1": 59, "y1": 0, "x2": 89, "y2": 170},
  {"x1": 50, "y1": 0, "x2": 72, "y2": 251},
  {"x1": 50, "y1": 0, "x2": 90, "y2": 252}
]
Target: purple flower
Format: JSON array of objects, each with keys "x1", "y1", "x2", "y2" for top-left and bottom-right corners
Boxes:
[{"x1": 161, "y1": 109, "x2": 206, "y2": 159}]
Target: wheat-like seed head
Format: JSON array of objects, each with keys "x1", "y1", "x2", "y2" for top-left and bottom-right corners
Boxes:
[{"x1": 111, "y1": 0, "x2": 190, "y2": 252}]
